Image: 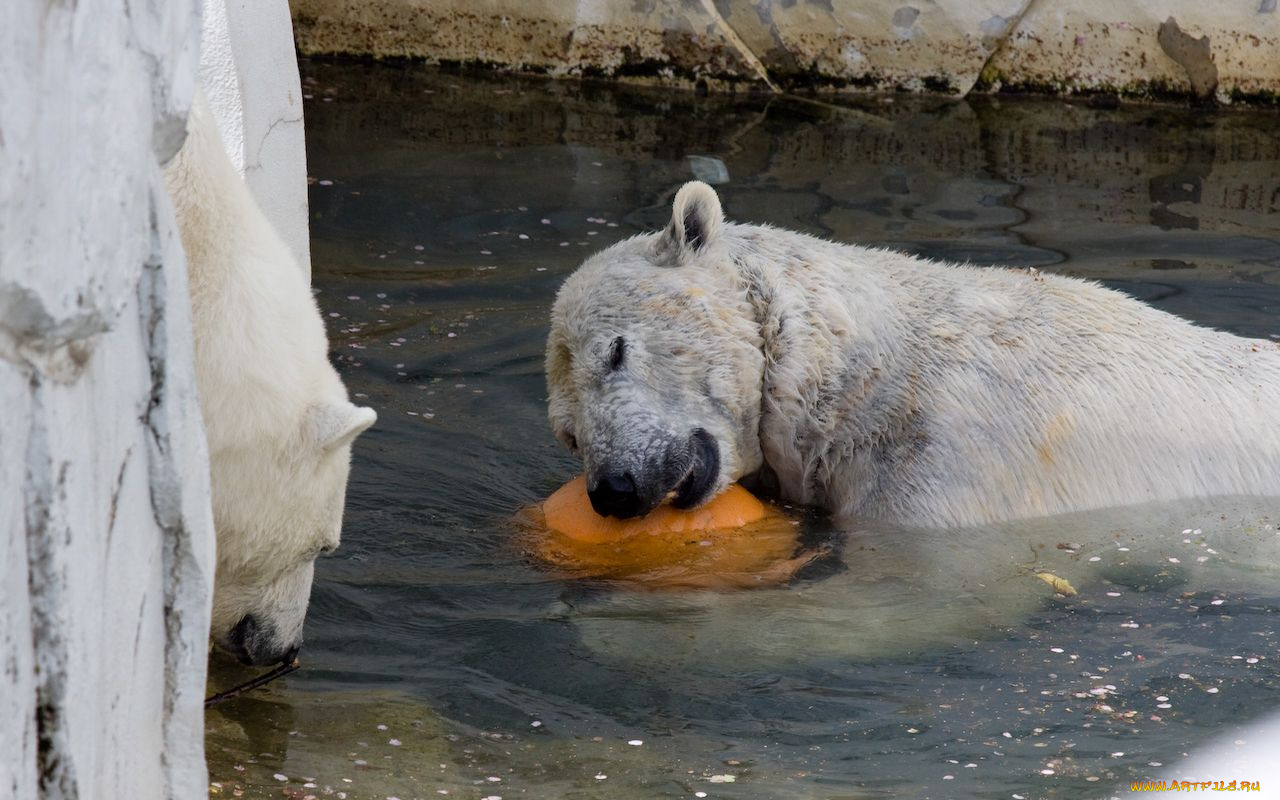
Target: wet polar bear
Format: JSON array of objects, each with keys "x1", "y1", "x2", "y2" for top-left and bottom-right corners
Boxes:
[
  {"x1": 547, "y1": 182, "x2": 1280, "y2": 528},
  {"x1": 166, "y1": 93, "x2": 376, "y2": 665}
]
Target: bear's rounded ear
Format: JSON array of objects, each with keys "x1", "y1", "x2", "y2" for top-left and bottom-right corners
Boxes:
[
  {"x1": 657, "y1": 181, "x2": 723, "y2": 266},
  {"x1": 310, "y1": 401, "x2": 377, "y2": 453}
]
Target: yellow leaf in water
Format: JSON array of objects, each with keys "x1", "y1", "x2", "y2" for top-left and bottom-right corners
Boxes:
[{"x1": 1035, "y1": 571, "x2": 1077, "y2": 596}]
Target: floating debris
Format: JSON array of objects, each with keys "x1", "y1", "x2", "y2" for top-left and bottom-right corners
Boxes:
[
  {"x1": 686, "y1": 155, "x2": 730, "y2": 185},
  {"x1": 1035, "y1": 572, "x2": 1077, "y2": 595}
]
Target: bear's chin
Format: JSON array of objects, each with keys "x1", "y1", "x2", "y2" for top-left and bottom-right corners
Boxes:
[{"x1": 671, "y1": 428, "x2": 720, "y2": 509}]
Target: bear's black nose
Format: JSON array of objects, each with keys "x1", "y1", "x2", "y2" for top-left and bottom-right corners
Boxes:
[
  {"x1": 228, "y1": 614, "x2": 302, "y2": 667},
  {"x1": 588, "y1": 471, "x2": 643, "y2": 518}
]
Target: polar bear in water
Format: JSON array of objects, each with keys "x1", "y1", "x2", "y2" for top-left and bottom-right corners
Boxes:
[
  {"x1": 546, "y1": 181, "x2": 1280, "y2": 528},
  {"x1": 165, "y1": 93, "x2": 375, "y2": 665}
]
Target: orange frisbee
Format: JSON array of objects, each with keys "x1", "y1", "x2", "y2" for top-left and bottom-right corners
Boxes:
[{"x1": 524, "y1": 475, "x2": 821, "y2": 589}]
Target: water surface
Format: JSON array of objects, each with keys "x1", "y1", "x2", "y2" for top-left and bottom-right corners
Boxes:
[{"x1": 207, "y1": 61, "x2": 1280, "y2": 800}]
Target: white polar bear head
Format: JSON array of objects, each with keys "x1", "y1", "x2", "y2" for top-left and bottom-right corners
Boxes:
[
  {"x1": 167, "y1": 90, "x2": 379, "y2": 667},
  {"x1": 547, "y1": 182, "x2": 766, "y2": 517},
  {"x1": 208, "y1": 401, "x2": 376, "y2": 666}
]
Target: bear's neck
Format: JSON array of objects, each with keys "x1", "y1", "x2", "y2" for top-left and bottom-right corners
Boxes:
[
  {"x1": 730, "y1": 226, "x2": 923, "y2": 510},
  {"x1": 164, "y1": 92, "x2": 298, "y2": 304}
]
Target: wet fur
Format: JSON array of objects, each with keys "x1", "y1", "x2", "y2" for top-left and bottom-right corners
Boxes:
[{"x1": 548, "y1": 182, "x2": 1280, "y2": 528}]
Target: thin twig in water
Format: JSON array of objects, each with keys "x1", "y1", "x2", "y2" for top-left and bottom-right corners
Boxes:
[{"x1": 204, "y1": 658, "x2": 301, "y2": 709}]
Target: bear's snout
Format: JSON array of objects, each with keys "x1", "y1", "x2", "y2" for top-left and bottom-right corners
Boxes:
[
  {"x1": 587, "y1": 471, "x2": 644, "y2": 519},
  {"x1": 227, "y1": 614, "x2": 302, "y2": 667},
  {"x1": 585, "y1": 429, "x2": 722, "y2": 518}
]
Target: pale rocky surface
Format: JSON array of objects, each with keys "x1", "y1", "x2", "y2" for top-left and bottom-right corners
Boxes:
[
  {"x1": 1, "y1": 0, "x2": 215, "y2": 797},
  {"x1": 984, "y1": 2, "x2": 1276, "y2": 101},
  {"x1": 288, "y1": 0, "x2": 1280, "y2": 101},
  {"x1": 290, "y1": 0, "x2": 768, "y2": 89},
  {"x1": 202, "y1": 0, "x2": 312, "y2": 272},
  {"x1": 714, "y1": 0, "x2": 1036, "y2": 93}
]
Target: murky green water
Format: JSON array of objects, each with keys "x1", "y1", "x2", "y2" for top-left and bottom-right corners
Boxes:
[{"x1": 206, "y1": 61, "x2": 1280, "y2": 799}]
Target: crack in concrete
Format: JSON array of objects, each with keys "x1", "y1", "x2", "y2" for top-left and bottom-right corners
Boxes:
[
  {"x1": 969, "y1": 0, "x2": 1040, "y2": 96},
  {"x1": 246, "y1": 113, "x2": 304, "y2": 172},
  {"x1": 696, "y1": 0, "x2": 779, "y2": 93},
  {"x1": 104, "y1": 446, "x2": 134, "y2": 554}
]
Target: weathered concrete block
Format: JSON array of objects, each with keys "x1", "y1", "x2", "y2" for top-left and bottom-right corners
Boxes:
[
  {"x1": 716, "y1": 0, "x2": 1033, "y2": 93},
  {"x1": 290, "y1": 0, "x2": 773, "y2": 87},
  {"x1": 287, "y1": 0, "x2": 1280, "y2": 102},
  {"x1": 202, "y1": 0, "x2": 312, "y2": 272},
  {"x1": 981, "y1": 1, "x2": 1277, "y2": 101},
  {"x1": 0, "y1": 0, "x2": 215, "y2": 798}
]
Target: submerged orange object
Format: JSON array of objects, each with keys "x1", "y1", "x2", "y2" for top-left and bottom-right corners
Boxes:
[
  {"x1": 526, "y1": 475, "x2": 820, "y2": 589},
  {"x1": 543, "y1": 475, "x2": 769, "y2": 543}
]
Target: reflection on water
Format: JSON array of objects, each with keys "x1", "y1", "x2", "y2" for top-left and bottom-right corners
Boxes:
[{"x1": 205, "y1": 60, "x2": 1280, "y2": 798}]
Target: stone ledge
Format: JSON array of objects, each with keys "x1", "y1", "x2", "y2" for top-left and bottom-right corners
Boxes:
[{"x1": 288, "y1": 0, "x2": 1280, "y2": 104}]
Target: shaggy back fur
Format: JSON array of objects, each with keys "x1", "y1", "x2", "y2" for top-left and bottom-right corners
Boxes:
[{"x1": 548, "y1": 181, "x2": 1280, "y2": 528}]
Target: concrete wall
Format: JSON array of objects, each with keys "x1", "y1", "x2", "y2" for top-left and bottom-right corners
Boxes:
[
  {"x1": 1, "y1": 0, "x2": 307, "y2": 795},
  {"x1": 289, "y1": 0, "x2": 1279, "y2": 102},
  {"x1": 202, "y1": 0, "x2": 312, "y2": 272},
  {"x1": 0, "y1": 0, "x2": 215, "y2": 797}
]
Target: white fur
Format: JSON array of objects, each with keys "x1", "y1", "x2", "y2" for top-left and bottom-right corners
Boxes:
[
  {"x1": 548, "y1": 181, "x2": 1280, "y2": 529},
  {"x1": 165, "y1": 91, "x2": 375, "y2": 664}
]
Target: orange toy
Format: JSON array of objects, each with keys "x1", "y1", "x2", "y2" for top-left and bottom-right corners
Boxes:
[
  {"x1": 543, "y1": 475, "x2": 769, "y2": 543},
  {"x1": 524, "y1": 475, "x2": 821, "y2": 589}
]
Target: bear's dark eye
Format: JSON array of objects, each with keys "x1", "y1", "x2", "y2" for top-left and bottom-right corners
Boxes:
[{"x1": 607, "y1": 336, "x2": 626, "y2": 371}]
